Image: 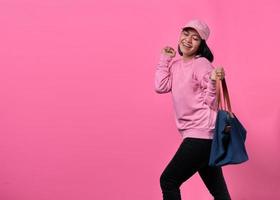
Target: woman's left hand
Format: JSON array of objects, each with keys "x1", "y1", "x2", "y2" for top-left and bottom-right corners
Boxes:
[{"x1": 210, "y1": 67, "x2": 225, "y2": 81}]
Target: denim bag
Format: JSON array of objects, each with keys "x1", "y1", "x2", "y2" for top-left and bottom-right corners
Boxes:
[{"x1": 209, "y1": 78, "x2": 249, "y2": 167}]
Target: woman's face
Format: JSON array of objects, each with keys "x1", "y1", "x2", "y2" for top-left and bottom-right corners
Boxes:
[{"x1": 179, "y1": 28, "x2": 202, "y2": 56}]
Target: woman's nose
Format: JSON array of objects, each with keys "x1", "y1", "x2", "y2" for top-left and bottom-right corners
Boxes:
[{"x1": 185, "y1": 36, "x2": 192, "y2": 43}]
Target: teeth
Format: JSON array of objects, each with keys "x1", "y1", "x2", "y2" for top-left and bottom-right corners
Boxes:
[{"x1": 182, "y1": 42, "x2": 191, "y2": 48}]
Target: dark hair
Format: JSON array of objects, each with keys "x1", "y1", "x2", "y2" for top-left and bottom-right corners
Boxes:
[{"x1": 177, "y1": 38, "x2": 214, "y2": 62}]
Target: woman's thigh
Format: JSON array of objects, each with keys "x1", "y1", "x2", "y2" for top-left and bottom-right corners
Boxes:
[{"x1": 161, "y1": 137, "x2": 212, "y2": 186}]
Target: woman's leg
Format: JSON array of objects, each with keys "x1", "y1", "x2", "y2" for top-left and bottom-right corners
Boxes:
[
  {"x1": 198, "y1": 166, "x2": 231, "y2": 200},
  {"x1": 197, "y1": 141, "x2": 231, "y2": 200},
  {"x1": 160, "y1": 138, "x2": 211, "y2": 200}
]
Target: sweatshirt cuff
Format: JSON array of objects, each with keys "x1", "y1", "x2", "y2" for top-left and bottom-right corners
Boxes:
[
  {"x1": 159, "y1": 53, "x2": 173, "y2": 63},
  {"x1": 207, "y1": 78, "x2": 217, "y2": 92}
]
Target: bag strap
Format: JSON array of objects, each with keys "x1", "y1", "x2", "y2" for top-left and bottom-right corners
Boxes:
[{"x1": 215, "y1": 78, "x2": 233, "y2": 116}]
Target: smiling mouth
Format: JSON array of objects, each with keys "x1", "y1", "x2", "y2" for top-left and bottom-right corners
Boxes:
[{"x1": 181, "y1": 42, "x2": 192, "y2": 48}]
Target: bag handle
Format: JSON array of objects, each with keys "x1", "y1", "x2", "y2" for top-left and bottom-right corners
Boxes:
[{"x1": 215, "y1": 77, "x2": 234, "y2": 117}]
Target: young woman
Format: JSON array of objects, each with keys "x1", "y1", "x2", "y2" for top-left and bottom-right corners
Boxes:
[{"x1": 154, "y1": 19, "x2": 231, "y2": 200}]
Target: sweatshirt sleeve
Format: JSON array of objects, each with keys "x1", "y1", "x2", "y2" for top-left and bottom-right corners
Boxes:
[
  {"x1": 154, "y1": 53, "x2": 174, "y2": 94},
  {"x1": 195, "y1": 58, "x2": 218, "y2": 110}
]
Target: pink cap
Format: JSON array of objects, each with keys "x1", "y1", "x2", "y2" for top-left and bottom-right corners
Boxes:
[{"x1": 182, "y1": 19, "x2": 210, "y2": 41}]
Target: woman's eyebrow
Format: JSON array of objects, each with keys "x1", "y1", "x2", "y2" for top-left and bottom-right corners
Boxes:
[
  {"x1": 183, "y1": 31, "x2": 200, "y2": 37},
  {"x1": 183, "y1": 31, "x2": 199, "y2": 37}
]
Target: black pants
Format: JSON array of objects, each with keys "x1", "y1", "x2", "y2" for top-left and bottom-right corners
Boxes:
[{"x1": 160, "y1": 137, "x2": 231, "y2": 200}]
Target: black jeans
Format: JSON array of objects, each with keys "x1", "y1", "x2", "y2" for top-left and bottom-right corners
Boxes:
[{"x1": 160, "y1": 137, "x2": 231, "y2": 200}]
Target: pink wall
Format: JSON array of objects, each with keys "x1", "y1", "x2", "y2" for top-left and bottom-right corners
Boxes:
[{"x1": 0, "y1": 0, "x2": 279, "y2": 199}]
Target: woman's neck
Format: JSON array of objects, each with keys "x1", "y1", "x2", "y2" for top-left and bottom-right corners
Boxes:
[{"x1": 182, "y1": 54, "x2": 195, "y2": 62}]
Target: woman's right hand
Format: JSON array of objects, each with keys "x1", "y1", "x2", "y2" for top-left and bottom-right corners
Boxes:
[{"x1": 161, "y1": 46, "x2": 176, "y2": 58}]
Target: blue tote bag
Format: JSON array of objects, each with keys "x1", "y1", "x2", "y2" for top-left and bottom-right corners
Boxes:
[{"x1": 209, "y1": 78, "x2": 249, "y2": 167}]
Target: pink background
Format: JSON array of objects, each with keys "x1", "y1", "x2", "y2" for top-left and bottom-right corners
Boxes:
[{"x1": 0, "y1": 0, "x2": 279, "y2": 199}]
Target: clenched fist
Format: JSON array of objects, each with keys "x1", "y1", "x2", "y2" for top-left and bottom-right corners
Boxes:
[
  {"x1": 161, "y1": 46, "x2": 176, "y2": 58},
  {"x1": 210, "y1": 67, "x2": 225, "y2": 81}
]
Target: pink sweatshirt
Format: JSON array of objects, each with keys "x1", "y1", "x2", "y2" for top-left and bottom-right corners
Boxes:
[{"x1": 155, "y1": 53, "x2": 218, "y2": 139}]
